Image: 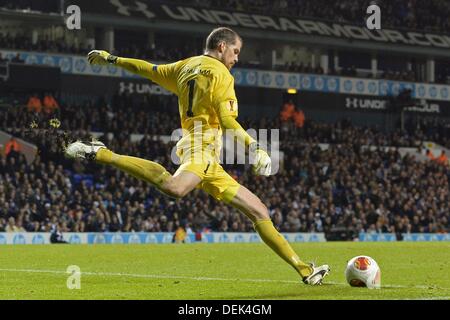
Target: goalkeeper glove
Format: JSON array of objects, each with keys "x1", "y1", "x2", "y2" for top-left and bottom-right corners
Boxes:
[
  {"x1": 87, "y1": 50, "x2": 118, "y2": 65},
  {"x1": 250, "y1": 143, "x2": 272, "y2": 176}
]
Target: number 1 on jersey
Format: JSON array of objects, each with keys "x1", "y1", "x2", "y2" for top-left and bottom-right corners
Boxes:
[{"x1": 187, "y1": 79, "x2": 195, "y2": 117}]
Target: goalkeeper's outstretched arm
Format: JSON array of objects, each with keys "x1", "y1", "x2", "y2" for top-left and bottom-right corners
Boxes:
[
  {"x1": 87, "y1": 50, "x2": 179, "y2": 94},
  {"x1": 116, "y1": 57, "x2": 153, "y2": 78}
]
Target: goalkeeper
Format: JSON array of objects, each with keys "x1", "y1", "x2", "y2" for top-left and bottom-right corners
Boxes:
[{"x1": 65, "y1": 27, "x2": 329, "y2": 285}]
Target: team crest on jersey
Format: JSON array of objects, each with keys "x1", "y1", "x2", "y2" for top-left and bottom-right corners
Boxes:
[{"x1": 228, "y1": 100, "x2": 238, "y2": 112}]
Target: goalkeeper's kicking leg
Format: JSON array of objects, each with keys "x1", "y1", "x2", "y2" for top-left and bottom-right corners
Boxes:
[
  {"x1": 228, "y1": 185, "x2": 330, "y2": 285},
  {"x1": 64, "y1": 140, "x2": 201, "y2": 198}
]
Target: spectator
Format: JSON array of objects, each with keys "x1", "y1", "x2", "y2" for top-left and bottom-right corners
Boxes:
[
  {"x1": 280, "y1": 100, "x2": 295, "y2": 122},
  {"x1": 436, "y1": 150, "x2": 448, "y2": 165},
  {"x1": 43, "y1": 92, "x2": 59, "y2": 114},
  {"x1": 4, "y1": 136, "x2": 21, "y2": 157},
  {"x1": 50, "y1": 223, "x2": 68, "y2": 243},
  {"x1": 173, "y1": 225, "x2": 187, "y2": 243},
  {"x1": 293, "y1": 108, "x2": 305, "y2": 128},
  {"x1": 426, "y1": 149, "x2": 435, "y2": 161},
  {"x1": 11, "y1": 53, "x2": 24, "y2": 63},
  {"x1": 27, "y1": 94, "x2": 42, "y2": 113},
  {"x1": 5, "y1": 217, "x2": 20, "y2": 232}
]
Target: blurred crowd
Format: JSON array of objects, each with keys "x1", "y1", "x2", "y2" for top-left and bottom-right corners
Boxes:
[
  {"x1": 0, "y1": 0, "x2": 59, "y2": 12},
  {"x1": 0, "y1": 32, "x2": 200, "y2": 64},
  {"x1": 1, "y1": 96, "x2": 449, "y2": 239},
  {"x1": 3, "y1": 93, "x2": 450, "y2": 149},
  {"x1": 0, "y1": 33, "x2": 92, "y2": 56},
  {"x1": 277, "y1": 63, "x2": 421, "y2": 82},
  {"x1": 1, "y1": 128, "x2": 448, "y2": 239}
]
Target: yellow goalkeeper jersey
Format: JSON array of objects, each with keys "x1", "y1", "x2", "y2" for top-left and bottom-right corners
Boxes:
[{"x1": 143, "y1": 55, "x2": 238, "y2": 162}]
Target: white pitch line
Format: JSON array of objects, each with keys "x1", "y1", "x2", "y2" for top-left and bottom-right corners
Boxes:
[
  {"x1": 326, "y1": 281, "x2": 445, "y2": 290},
  {"x1": 0, "y1": 268, "x2": 298, "y2": 284},
  {"x1": 0, "y1": 268, "x2": 447, "y2": 290}
]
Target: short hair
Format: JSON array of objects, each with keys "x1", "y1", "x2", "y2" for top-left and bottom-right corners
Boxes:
[{"x1": 205, "y1": 27, "x2": 242, "y2": 51}]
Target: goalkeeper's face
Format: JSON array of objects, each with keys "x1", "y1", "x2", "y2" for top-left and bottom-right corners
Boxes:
[{"x1": 221, "y1": 38, "x2": 242, "y2": 70}]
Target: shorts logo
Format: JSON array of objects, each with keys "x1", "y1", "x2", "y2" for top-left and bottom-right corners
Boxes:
[{"x1": 204, "y1": 162, "x2": 211, "y2": 174}]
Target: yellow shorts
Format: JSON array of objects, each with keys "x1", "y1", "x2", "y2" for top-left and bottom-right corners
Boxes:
[{"x1": 175, "y1": 160, "x2": 240, "y2": 203}]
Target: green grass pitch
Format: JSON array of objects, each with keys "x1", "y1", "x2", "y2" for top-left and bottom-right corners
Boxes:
[{"x1": 0, "y1": 242, "x2": 449, "y2": 300}]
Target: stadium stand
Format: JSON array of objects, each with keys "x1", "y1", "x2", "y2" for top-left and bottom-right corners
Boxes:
[
  {"x1": 0, "y1": 0, "x2": 449, "y2": 241},
  {"x1": 2, "y1": 0, "x2": 450, "y2": 36},
  {"x1": 1, "y1": 95, "x2": 449, "y2": 239}
]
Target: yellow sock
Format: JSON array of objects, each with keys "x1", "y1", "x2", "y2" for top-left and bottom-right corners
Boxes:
[
  {"x1": 96, "y1": 149, "x2": 172, "y2": 188},
  {"x1": 254, "y1": 219, "x2": 313, "y2": 278}
]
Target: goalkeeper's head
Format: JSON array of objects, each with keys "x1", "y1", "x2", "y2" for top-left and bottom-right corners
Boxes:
[{"x1": 205, "y1": 27, "x2": 242, "y2": 70}]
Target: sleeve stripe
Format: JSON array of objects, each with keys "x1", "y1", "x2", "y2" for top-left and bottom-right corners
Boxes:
[{"x1": 152, "y1": 65, "x2": 158, "y2": 71}]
